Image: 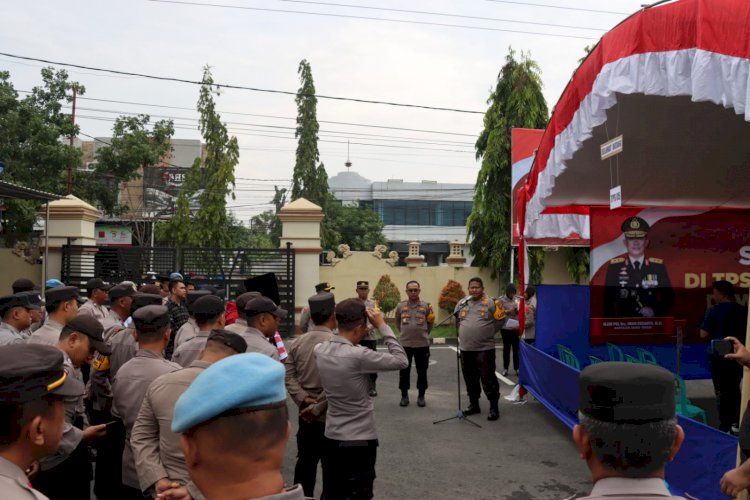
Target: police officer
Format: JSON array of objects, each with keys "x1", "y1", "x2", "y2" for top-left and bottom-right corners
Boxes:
[
  {"x1": 33, "y1": 316, "x2": 110, "y2": 499},
  {"x1": 131, "y1": 330, "x2": 246, "y2": 499},
  {"x1": 173, "y1": 289, "x2": 213, "y2": 349},
  {"x1": 171, "y1": 295, "x2": 226, "y2": 367},
  {"x1": 28, "y1": 286, "x2": 80, "y2": 347},
  {"x1": 455, "y1": 277, "x2": 507, "y2": 421},
  {"x1": 16, "y1": 291, "x2": 45, "y2": 338},
  {"x1": 242, "y1": 296, "x2": 287, "y2": 360},
  {"x1": 356, "y1": 281, "x2": 380, "y2": 396},
  {"x1": 0, "y1": 293, "x2": 36, "y2": 345},
  {"x1": 0, "y1": 344, "x2": 85, "y2": 500},
  {"x1": 285, "y1": 292, "x2": 336, "y2": 497},
  {"x1": 604, "y1": 216, "x2": 674, "y2": 318},
  {"x1": 571, "y1": 362, "x2": 686, "y2": 499},
  {"x1": 105, "y1": 283, "x2": 137, "y2": 331},
  {"x1": 395, "y1": 280, "x2": 434, "y2": 407},
  {"x1": 224, "y1": 291, "x2": 260, "y2": 335},
  {"x1": 172, "y1": 353, "x2": 307, "y2": 499},
  {"x1": 298, "y1": 282, "x2": 335, "y2": 333},
  {"x1": 315, "y1": 299, "x2": 408, "y2": 500},
  {"x1": 78, "y1": 278, "x2": 111, "y2": 322},
  {"x1": 11, "y1": 277, "x2": 38, "y2": 294},
  {"x1": 112, "y1": 305, "x2": 181, "y2": 499}
]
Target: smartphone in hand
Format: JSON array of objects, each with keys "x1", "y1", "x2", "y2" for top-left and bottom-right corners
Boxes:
[{"x1": 712, "y1": 339, "x2": 734, "y2": 356}]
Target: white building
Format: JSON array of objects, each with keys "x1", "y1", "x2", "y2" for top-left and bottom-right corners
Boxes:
[{"x1": 328, "y1": 169, "x2": 474, "y2": 266}]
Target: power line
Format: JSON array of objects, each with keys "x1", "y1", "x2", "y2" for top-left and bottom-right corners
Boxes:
[
  {"x1": 0, "y1": 52, "x2": 485, "y2": 114},
  {"x1": 275, "y1": 0, "x2": 607, "y2": 31},
  {"x1": 484, "y1": 0, "x2": 630, "y2": 16}
]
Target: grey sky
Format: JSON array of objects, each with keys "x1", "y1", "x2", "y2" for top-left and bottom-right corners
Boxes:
[{"x1": 2, "y1": 0, "x2": 647, "y2": 219}]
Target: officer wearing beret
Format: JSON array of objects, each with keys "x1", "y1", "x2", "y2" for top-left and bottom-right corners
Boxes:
[
  {"x1": 171, "y1": 295, "x2": 226, "y2": 367},
  {"x1": 286, "y1": 292, "x2": 336, "y2": 497},
  {"x1": 33, "y1": 315, "x2": 110, "y2": 499},
  {"x1": 242, "y1": 296, "x2": 287, "y2": 360},
  {"x1": 28, "y1": 286, "x2": 80, "y2": 347},
  {"x1": 16, "y1": 291, "x2": 45, "y2": 338},
  {"x1": 78, "y1": 278, "x2": 111, "y2": 322},
  {"x1": 298, "y1": 282, "x2": 334, "y2": 333},
  {"x1": 112, "y1": 305, "x2": 181, "y2": 498},
  {"x1": 356, "y1": 281, "x2": 380, "y2": 397},
  {"x1": 174, "y1": 290, "x2": 213, "y2": 349},
  {"x1": 315, "y1": 298, "x2": 408, "y2": 500},
  {"x1": 570, "y1": 362, "x2": 686, "y2": 500},
  {"x1": 224, "y1": 291, "x2": 260, "y2": 336},
  {"x1": 604, "y1": 217, "x2": 674, "y2": 318},
  {"x1": 172, "y1": 352, "x2": 307, "y2": 500},
  {"x1": 455, "y1": 277, "x2": 507, "y2": 421},
  {"x1": 11, "y1": 277, "x2": 38, "y2": 294},
  {"x1": 131, "y1": 330, "x2": 246, "y2": 499},
  {"x1": 395, "y1": 280, "x2": 435, "y2": 407},
  {"x1": 0, "y1": 344, "x2": 85, "y2": 500},
  {"x1": 0, "y1": 293, "x2": 38, "y2": 345}
]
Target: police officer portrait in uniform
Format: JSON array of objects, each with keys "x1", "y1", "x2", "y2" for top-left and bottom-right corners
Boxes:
[
  {"x1": 394, "y1": 280, "x2": 435, "y2": 408},
  {"x1": 604, "y1": 216, "x2": 675, "y2": 318}
]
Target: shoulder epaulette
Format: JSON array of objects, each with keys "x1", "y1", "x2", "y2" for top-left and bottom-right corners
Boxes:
[
  {"x1": 610, "y1": 257, "x2": 625, "y2": 264},
  {"x1": 649, "y1": 257, "x2": 663, "y2": 264}
]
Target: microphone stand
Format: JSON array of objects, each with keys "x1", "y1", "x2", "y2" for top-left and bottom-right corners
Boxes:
[{"x1": 433, "y1": 299, "x2": 481, "y2": 428}]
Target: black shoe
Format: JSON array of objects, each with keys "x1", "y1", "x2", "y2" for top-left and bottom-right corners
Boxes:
[
  {"x1": 502, "y1": 369, "x2": 508, "y2": 376},
  {"x1": 487, "y1": 407, "x2": 499, "y2": 421},
  {"x1": 399, "y1": 396, "x2": 409, "y2": 407},
  {"x1": 369, "y1": 388, "x2": 378, "y2": 397},
  {"x1": 463, "y1": 402, "x2": 481, "y2": 415},
  {"x1": 417, "y1": 396, "x2": 426, "y2": 407}
]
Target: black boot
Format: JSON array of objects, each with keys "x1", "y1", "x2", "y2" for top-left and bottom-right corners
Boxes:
[
  {"x1": 487, "y1": 403, "x2": 499, "y2": 421},
  {"x1": 463, "y1": 400, "x2": 481, "y2": 415}
]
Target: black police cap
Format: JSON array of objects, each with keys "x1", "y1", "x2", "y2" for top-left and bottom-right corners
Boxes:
[
  {"x1": 192, "y1": 295, "x2": 225, "y2": 317},
  {"x1": 11, "y1": 278, "x2": 37, "y2": 293},
  {"x1": 579, "y1": 361, "x2": 676, "y2": 424},
  {"x1": 133, "y1": 305, "x2": 170, "y2": 329},
  {"x1": 207, "y1": 329, "x2": 248, "y2": 354},
  {"x1": 309, "y1": 292, "x2": 335, "y2": 317},
  {"x1": 621, "y1": 216, "x2": 650, "y2": 239},
  {"x1": 16, "y1": 291, "x2": 43, "y2": 310},
  {"x1": 45, "y1": 286, "x2": 80, "y2": 306},
  {"x1": 67, "y1": 315, "x2": 111, "y2": 356},
  {"x1": 0, "y1": 344, "x2": 85, "y2": 403},
  {"x1": 86, "y1": 278, "x2": 111, "y2": 291},
  {"x1": 236, "y1": 292, "x2": 262, "y2": 311},
  {"x1": 244, "y1": 296, "x2": 287, "y2": 318},
  {"x1": 315, "y1": 282, "x2": 335, "y2": 292},
  {"x1": 109, "y1": 283, "x2": 136, "y2": 300},
  {"x1": 187, "y1": 290, "x2": 213, "y2": 313}
]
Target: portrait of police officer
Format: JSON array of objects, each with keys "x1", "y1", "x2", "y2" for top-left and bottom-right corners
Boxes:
[{"x1": 603, "y1": 216, "x2": 674, "y2": 318}]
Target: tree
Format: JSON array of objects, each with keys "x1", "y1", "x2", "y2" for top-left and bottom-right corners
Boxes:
[
  {"x1": 467, "y1": 49, "x2": 549, "y2": 281},
  {"x1": 372, "y1": 274, "x2": 401, "y2": 317},
  {"x1": 162, "y1": 67, "x2": 239, "y2": 248},
  {"x1": 439, "y1": 279, "x2": 466, "y2": 318},
  {"x1": 291, "y1": 60, "x2": 328, "y2": 206},
  {"x1": 565, "y1": 247, "x2": 590, "y2": 284},
  {"x1": 0, "y1": 68, "x2": 83, "y2": 243},
  {"x1": 322, "y1": 199, "x2": 387, "y2": 251}
]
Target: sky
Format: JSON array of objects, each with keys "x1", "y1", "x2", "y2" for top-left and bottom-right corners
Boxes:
[{"x1": 1, "y1": 0, "x2": 650, "y2": 220}]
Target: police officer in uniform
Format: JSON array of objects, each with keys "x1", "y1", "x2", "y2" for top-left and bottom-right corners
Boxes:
[
  {"x1": 315, "y1": 299, "x2": 408, "y2": 500},
  {"x1": 171, "y1": 295, "x2": 226, "y2": 367},
  {"x1": 356, "y1": 281, "x2": 380, "y2": 396},
  {"x1": 285, "y1": 292, "x2": 336, "y2": 497},
  {"x1": 224, "y1": 291, "x2": 260, "y2": 335},
  {"x1": 28, "y1": 286, "x2": 80, "y2": 347},
  {"x1": 0, "y1": 344, "x2": 85, "y2": 500},
  {"x1": 395, "y1": 280, "x2": 435, "y2": 407},
  {"x1": 112, "y1": 305, "x2": 182, "y2": 499},
  {"x1": 604, "y1": 217, "x2": 674, "y2": 318},
  {"x1": 298, "y1": 282, "x2": 335, "y2": 333},
  {"x1": 173, "y1": 289, "x2": 213, "y2": 349},
  {"x1": 570, "y1": 362, "x2": 686, "y2": 499},
  {"x1": 78, "y1": 278, "x2": 111, "y2": 322},
  {"x1": 0, "y1": 293, "x2": 36, "y2": 345},
  {"x1": 11, "y1": 278, "x2": 38, "y2": 294},
  {"x1": 242, "y1": 296, "x2": 287, "y2": 360},
  {"x1": 455, "y1": 277, "x2": 507, "y2": 421},
  {"x1": 17, "y1": 291, "x2": 45, "y2": 338}
]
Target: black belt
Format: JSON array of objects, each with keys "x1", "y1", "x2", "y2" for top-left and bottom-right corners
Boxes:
[{"x1": 328, "y1": 438, "x2": 378, "y2": 448}]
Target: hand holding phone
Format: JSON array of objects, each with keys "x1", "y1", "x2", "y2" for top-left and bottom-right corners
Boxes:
[{"x1": 712, "y1": 339, "x2": 734, "y2": 356}]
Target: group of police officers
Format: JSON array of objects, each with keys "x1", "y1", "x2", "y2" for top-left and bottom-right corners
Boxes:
[{"x1": 0, "y1": 269, "x2": 723, "y2": 499}]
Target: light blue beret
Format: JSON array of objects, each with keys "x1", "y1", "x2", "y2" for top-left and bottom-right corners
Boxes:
[{"x1": 171, "y1": 353, "x2": 286, "y2": 433}]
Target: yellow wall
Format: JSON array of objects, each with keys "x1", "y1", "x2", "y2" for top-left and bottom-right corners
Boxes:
[{"x1": 0, "y1": 249, "x2": 43, "y2": 294}]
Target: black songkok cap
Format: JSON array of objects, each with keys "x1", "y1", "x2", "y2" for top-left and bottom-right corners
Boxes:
[
  {"x1": 133, "y1": 305, "x2": 170, "y2": 329},
  {"x1": 309, "y1": 292, "x2": 335, "y2": 317},
  {"x1": 207, "y1": 329, "x2": 248, "y2": 354}
]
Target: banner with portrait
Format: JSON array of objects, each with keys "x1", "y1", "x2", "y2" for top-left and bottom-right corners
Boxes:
[{"x1": 590, "y1": 207, "x2": 750, "y2": 345}]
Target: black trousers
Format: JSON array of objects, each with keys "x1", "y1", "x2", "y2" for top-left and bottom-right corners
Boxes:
[
  {"x1": 460, "y1": 349, "x2": 500, "y2": 404},
  {"x1": 34, "y1": 441, "x2": 92, "y2": 500},
  {"x1": 398, "y1": 346, "x2": 430, "y2": 396},
  {"x1": 322, "y1": 438, "x2": 378, "y2": 500},
  {"x1": 360, "y1": 340, "x2": 378, "y2": 384},
  {"x1": 710, "y1": 355, "x2": 743, "y2": 431},
  {"x1": 90, "y1": 410, "x2": 125, "y2": 500},
  {"x1": 500, "y1": 329, "x2": 519, "y2": 371},
  {"x1": 294, "y1": 417, "x2": 326, "y2": 497}
]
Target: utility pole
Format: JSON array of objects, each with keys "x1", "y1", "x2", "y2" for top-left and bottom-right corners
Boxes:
[{"x1": 67, "y1": 87, "x2": 77, "y2": 195}]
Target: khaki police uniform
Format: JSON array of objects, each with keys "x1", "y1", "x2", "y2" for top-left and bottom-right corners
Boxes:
[
  {"x1": 174, "y1": 317, "x2": 199, "y2": 348},
  {"x1": 395, "y1": 299, "x2": 434, "y2": 402},
  {"x1": 78, "y1": 300, "x2": 109, "y2": 322},
  {"x1": 27, "y1": 318, "x2": 65, "y2": 347},
  {"x1": 571, "y1": 477, "x2": 685, "y2": 499},
  {"x1": 171, "y1": 331, "x2": 210, "y2": 367},
  {"x1": 224, "y1": 317, "x2": 247, "y2": 335},
  {"x1": 240, "y1": 326, "x2": 280, "y2": 360},
  {"x1": 0, "y1": 456, "x2": 49, "y2": 500},
  {"x1": 0, "y1": 322, "x2": 26, "y2": 346}
]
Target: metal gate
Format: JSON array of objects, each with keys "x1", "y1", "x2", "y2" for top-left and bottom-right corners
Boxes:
[{"x1": 62, "y1": 243, "x2": 295, "y2": 336}]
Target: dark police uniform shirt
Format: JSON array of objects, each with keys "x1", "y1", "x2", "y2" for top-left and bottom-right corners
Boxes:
[{"x1": 604, "y1": 254, "x2": 674, "y2": 317}]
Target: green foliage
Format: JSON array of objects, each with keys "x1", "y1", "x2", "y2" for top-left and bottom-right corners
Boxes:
[
  {"x1": 0, "y1": 68, "x2": 83, "y2": 243},
  {"x1": 247, "y1": 186, "x2": 287, "y2": 248},
  {"x1": 565, "y1": 247, "x2": 590, "y2": 284},
  {"x1": 467, "y1": 48, "x2": 549, "y2": 280},
  {"x1": 372, "y1": 274, "x2": 401, "y2": 317},
  {"x1": 438, "y1": 279, "x2": 466, "y2": 315},
  {"x1": 321, "y1": 197, "x2": 387, "y2": 251},
  {"x1": 527, "y1": 247, "x2": 546, "y2": 285},
  {"x1": 162, "y1": 67, "x2": 239, "y2": 248},
  {"x1": 225, "y1": 213, "x2": 274, "y2": 249},
  {"x1": 291, "y1": 60, "x2": 328, "y2": 206},
  {"x1": 76, "y1": 115, "x2": 174, "y2": 216}
]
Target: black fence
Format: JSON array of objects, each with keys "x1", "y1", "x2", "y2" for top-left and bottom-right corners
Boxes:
[{"x1": 61, "y1": 243, "x2": 296, "y2": 336}]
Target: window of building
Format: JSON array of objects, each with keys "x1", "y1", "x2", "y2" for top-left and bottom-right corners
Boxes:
[{"x1": 374, "y1": 199, "x2": 472, "y2": 226}]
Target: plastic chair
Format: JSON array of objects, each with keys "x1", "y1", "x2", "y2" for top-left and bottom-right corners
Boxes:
[
  {"x1": 607, "y1": 343, "x2": 625, "y2": 362},
  {"x1": 625, "y1": 354, "x2": 640, "y2": 363},
  {"x1": 674, "y1": 374, "x2": 708, "y2": 423},
  {"x1": 556, "y1": 344, "x2": 581, "y2": 370},
  {"x1": 588, "y1": 355, "x2": 604, "y2": 365},
  {"x1": 637, "y1": 348, "x2": 659, "y2": 366}
]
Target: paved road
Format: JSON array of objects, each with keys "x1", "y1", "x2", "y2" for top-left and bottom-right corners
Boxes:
[{"x1": 282, "y1": 346, "x2": 593, "y2": 500}]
